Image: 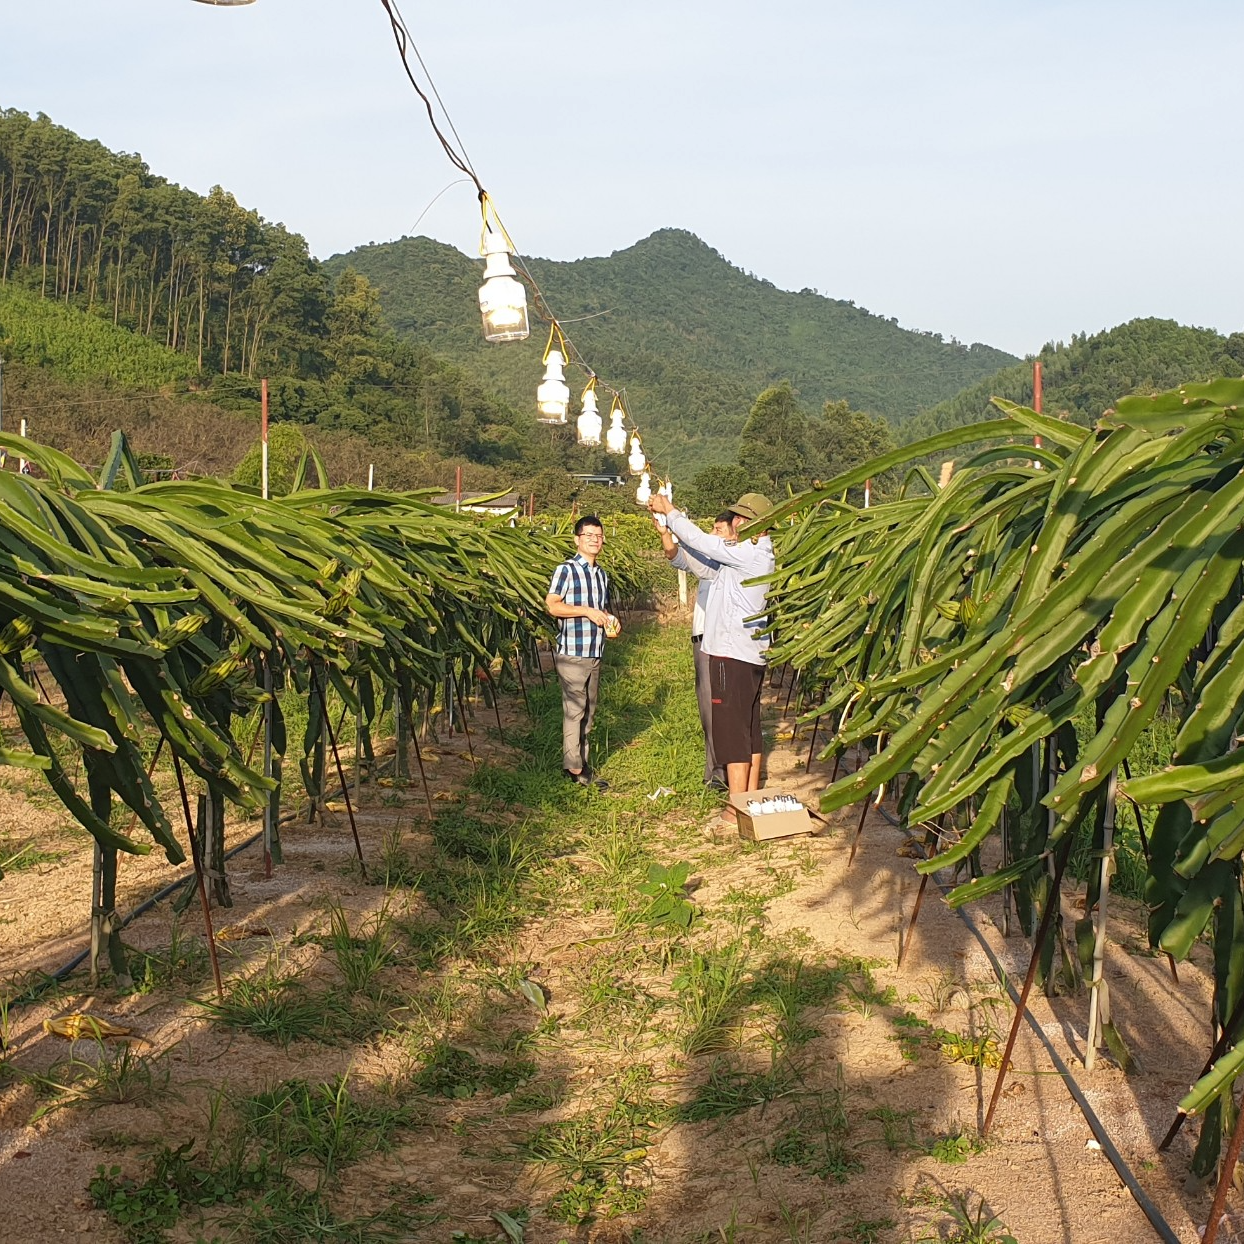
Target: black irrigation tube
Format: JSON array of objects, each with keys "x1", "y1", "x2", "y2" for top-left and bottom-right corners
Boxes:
[
  {"x1": 877, "y1": 804, "x2": 1181, "y2": 1244},
  {"x1": 10, "y1": 732, "x2": 417, "y2": 1011},
  {"x1": 11, "y1": 822, "x2": 275, "y2": 1008}
]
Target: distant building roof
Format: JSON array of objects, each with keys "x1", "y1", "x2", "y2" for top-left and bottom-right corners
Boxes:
[{"x1": 430, "y1": 491, "x2": 523, "y2": 513}]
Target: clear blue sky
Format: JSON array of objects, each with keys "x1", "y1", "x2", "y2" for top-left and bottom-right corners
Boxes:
[{"x1": 3, "y1": 1, "x2": 1241, "y2": 358}]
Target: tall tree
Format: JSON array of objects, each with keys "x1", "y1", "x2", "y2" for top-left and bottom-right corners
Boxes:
[
  {"x1": 806, "y1": 399, "x2": 896, "y2": 495},
  {"x1": 737, "y1": 380, "x2": 809, "y2": 495}
]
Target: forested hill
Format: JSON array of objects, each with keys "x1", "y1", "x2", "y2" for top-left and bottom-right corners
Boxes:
[
  {"x1": 324, "y1": 230, "x2": 1017, "y2": 475},
  {"x1": 901, "y1": 318, "x2": 1244, "y2": 443},
  {"x1": 0, "y1": 109, "x2": 560, "y2": 490}
]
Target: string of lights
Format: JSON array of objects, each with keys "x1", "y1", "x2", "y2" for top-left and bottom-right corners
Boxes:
[{"x1": 375, "y1": 0, "x2": 671, "y2": 504}]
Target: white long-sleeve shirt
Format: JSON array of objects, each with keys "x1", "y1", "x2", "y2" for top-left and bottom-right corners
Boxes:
[
  {"x1": 666, "y1": 510, "x2": 774, "y2": 665},
  {"x1": 669, "y1": 542, "x2": 718, "y2": 639}
]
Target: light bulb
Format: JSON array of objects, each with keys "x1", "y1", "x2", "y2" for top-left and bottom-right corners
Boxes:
[
  {"x1": 605, "y1": 406, "x2": 627, "y2": 454},
  {"x1": 627, "y1": 433, "x2": 647, "y2": 474},
  {"x1": 577, "y1": 387, "x2": 601, "y2": 446},
  {"x1": 478, "y1": 232, "x2": 530, "y2": 342},
  {"x1": 635, "y1": 471, "x2": 652, "y2": 506},
  {"x1": 537, "y1": 350, "x2": 570, "y2": 423}
]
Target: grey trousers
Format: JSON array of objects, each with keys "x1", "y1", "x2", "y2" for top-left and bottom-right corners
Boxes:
[
  {"x1": 693, "y1": 637, "x2": 723, "y2": 784},
  {"x1": 555, "y1": 653, "x2": 601, "y2": 773}
]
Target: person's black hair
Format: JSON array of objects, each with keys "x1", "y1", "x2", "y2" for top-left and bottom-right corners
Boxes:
[
  {"x1": 715, "y1": 510, "x2": 735, "y2": 526},
  {"x1": 574, "y1": 515, "x2": 604, "y2": 536}
]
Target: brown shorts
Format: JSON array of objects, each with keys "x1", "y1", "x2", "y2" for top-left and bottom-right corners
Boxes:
[{"x1": 709, "y1": 656, "x2": 764, "y2": 765}]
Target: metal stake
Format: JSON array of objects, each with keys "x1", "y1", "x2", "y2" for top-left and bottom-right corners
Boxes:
[
  {"x1": 983, "y1": 832, "x2": 1076, "y2": 1136},
  {"x1": 171, "y1": 753, "x2": 223, "y2": 1001}
]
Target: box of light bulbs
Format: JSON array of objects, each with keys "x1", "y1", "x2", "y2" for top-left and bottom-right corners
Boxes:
[{"x1": 730, "y1": 788, "x2": 813, "y2": 841}]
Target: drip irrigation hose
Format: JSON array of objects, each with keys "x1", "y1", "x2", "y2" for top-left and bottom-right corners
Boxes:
[
  {"x1": 11, "y1": 746, "x2": 404, "y2": 1010},
  {"x1": 877, "y1": 805, "x2": 1181, "y2": 1244},
  {"x1": 10, "y1": 816, "x2": 294, "y2": 1008}
]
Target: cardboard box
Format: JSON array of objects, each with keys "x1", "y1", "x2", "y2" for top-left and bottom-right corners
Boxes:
[{"x1": 731, "y1": 787, "x2": 814, "y2": 841}]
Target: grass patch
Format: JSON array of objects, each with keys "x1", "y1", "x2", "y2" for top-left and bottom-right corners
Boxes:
[
  {"x1": 676, "y1": 1054, "x2": 799, "y2": 1122},
  {"x1": 198, "y1": 959, "x2": 384, "y2": 1046},
  {"x1": 242, "y1": 1075, "x2": 419, "y2": 1175},
  {"x1": 30, "y1": 1042, "x2": 174, "y2": 1120},
  {"x1": 411, "y1": 1041, "x2": 536, "y2": 1099}
]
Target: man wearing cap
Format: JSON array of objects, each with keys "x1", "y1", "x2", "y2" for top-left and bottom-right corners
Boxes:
[
  {"x1": 648, "y1": 491, "x2": 775, "y2": 818},
  {"x1": 654, "y1": 510, "x2": 734, "y2": 790}
]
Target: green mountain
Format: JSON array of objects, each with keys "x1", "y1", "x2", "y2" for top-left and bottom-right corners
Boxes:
[
  {"x1": 324, "y1": 230, "x2": 1017, "y2": 476},
  {"x1": 902, "y1": 318, "x2": 1244, "y2": 443}
]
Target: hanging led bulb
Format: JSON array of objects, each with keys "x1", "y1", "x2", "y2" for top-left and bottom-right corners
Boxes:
[
  {"x1": 577, "y1": 378, "x2": 602, "y2": 446},
  {"x1": 628, "y1": 432, "x2": 647, "y2": 474},
  {"x1": 654, "y1": 477, "x2": 672, "y2": 528},
  {"x1": 635, "y1": 470, "x2": 652, "y2": 507},
  {"x1": 478, "y1": 226, "x2": 530, "y2": 342},
  {"x1": 537, "y1": 350, "x2": 570, "y2": 423},
  {"x1": 536, "y1": 323, "x2": 571, "y2": 423},
  {"x1": 605, "y1": 397, "x2": 628, "y2": 454}
]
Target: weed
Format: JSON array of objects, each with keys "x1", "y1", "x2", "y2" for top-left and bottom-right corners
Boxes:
[
  {"x1": 673, "y1": 942, "x2": 752, "y2": 1055},
  {"x1": 839, "y1": 1216, "x2": 896, "y2": 1244},
  {"x1": 0, "y1": 835, "x2": 68, "y2": 873},
  {"x1": 521, "y1": 1101, "x2": 652, "y2": 1224},
  {"x1": 761, "y1": 865, "x2": 798, "y2": 898},
  {"x1": 412, "y1": 1041, "x2": 535, "y2": 1099},
  {"x1": 927, "y1": 1126, "x2": 986, "y2": 1165},
  {"x1": 634, "y1": 860, "x2": 696, "y2": 930},
  {"x1": 324, "y1": 900, "x2": 399, "y2": 994},
  {"x1": 916, "y1": 1189, "x2": 1017, "y2": 1244},
  {"x1": 198, "y1": 958, "x2": 382, "y2": 1046},
  {"x1": 127, "y1": 920, "x2": 211, "y2": 995},
  {"x1": 920, "y1": 970, "x2": 965, "y2": 1014},
  {"x1": 752, "y1": 956, "x2": 847, "y2": 1048},
  {"x1": 840, "y1": 955, "x2": 897, "y2": 1019},
  {"x1": 377, "y1": 825, "x2": 421, "y2": 887},
  {"x1": 717, "y1": 885, "x2": 769, "y2": 934},
  {"x1": 890, "y1": 1010, "x2": 933, "y2": 1061},
  {"x1": 90, "y1": 1133, "x2": 271, "y2": 1244},
  {"x1": 866, "y1": 1105, "x2": 921, "y2": 1153},
  {"x1": 504, "y1": 1078, "x2": 567, "y2": 1114},
  {"x1": 32, "y1": 1042, "x2": 173, "y2": 1119},
  {"x1": 243, "y1": 1075, "x2": 418, "y2": 1175},
  {"x1": 936, "y1": 1029, "x2": 1003, "y2": 1069},
  {"x1": 89, "y1": 1163, "x2": 182, "y2": 1244},
  {"x1": 768, "y1": 1071, "x2": 859, "y2": 1183},
  {"x1": 231, "y1": 1181, "x2": 435, "y2": 1242},
  {"x1": 676, "y1": 1054, "x2": 799, "y2": 1122},
  {"x1": 452, "y1": 1208, "x2": 529, "y2": 1243}
]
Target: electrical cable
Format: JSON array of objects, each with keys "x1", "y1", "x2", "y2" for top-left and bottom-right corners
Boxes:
[{"x1": 875, "y1": 803, "x2": 1182, "y2": 1244}]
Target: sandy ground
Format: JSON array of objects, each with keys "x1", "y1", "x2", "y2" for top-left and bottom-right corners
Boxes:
[{"x1": 0, "y1": 645, "x2": 1239, "y2": 1244}]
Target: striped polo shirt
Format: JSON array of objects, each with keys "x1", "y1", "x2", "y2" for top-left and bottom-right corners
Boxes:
[{"x1": 549, "y1": 553, "x2": 610, "y2": 658}]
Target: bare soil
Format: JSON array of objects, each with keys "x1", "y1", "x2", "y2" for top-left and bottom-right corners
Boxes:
[{"x1": 0, "y1": 644, "x2": 1237, "y2": 1244}]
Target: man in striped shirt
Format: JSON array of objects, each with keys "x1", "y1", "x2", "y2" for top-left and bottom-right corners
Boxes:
[{"x1": 545, "y1": 515, "x2": 611, "y2": 789}]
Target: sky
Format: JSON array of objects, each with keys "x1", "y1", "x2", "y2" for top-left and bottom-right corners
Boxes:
[{"x1": 3, "y1": 0, "x2": 1241, "y2": 358}]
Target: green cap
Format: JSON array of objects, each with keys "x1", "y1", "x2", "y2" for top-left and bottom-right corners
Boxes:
[{"x1": 728, "y1": 492, "x2": 773, "y2": 521}]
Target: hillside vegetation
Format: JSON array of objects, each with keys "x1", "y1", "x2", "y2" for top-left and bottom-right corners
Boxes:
[
  {"x1": 902, "y1": 317, "x2": 1244, "y2": 442},
  {"x1": 325, "y1": 229, "x2": 1016, "y2": 474}
]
